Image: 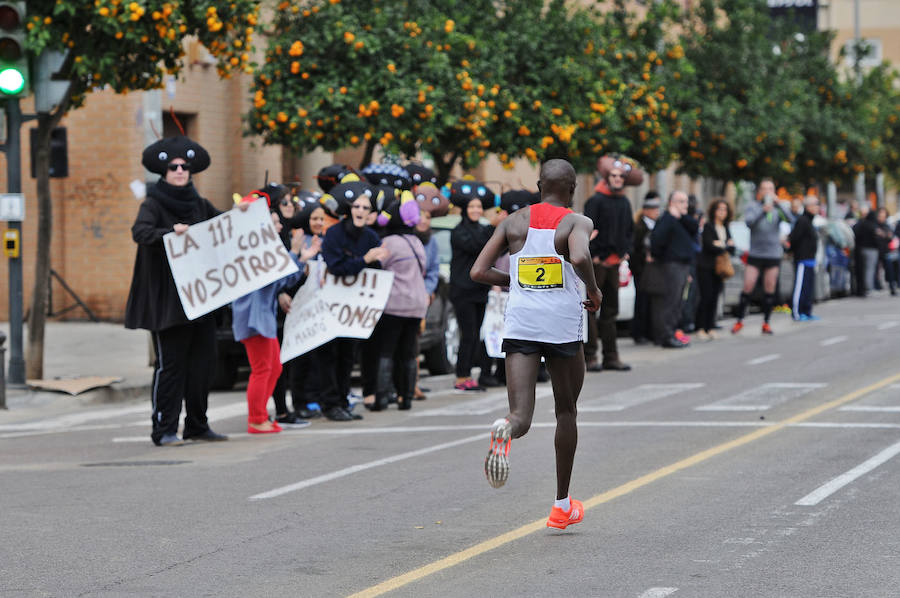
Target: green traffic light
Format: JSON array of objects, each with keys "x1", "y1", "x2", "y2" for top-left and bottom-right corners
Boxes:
[{"x1": 0, "y1": 66, "x2": 24, "y2": 94}]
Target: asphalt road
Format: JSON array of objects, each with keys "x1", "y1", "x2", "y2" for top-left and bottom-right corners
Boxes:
[{"x1": 2, "y1": 293, "x2": 900, "y2": 597}]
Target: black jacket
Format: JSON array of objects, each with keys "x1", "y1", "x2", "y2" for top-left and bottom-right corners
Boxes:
[
  {"x1": 853, "y1": 212, "x2": 879, "y2": 250},
  {"x1": 449, "y1": 217, "x2": 493, "y2": 303},
  {"x1": 631, "y1": 216, "x2": 653, "y2": 278},
  {"x1": 650, "y1": 211, "x2": 699, "y2": 264},
  {"x1": 698, "y1": 222, "x2": 734, "y2": 270},
  {"x1": 584, "y1": 191, "x2": 634, "y2": 259},
  {"x1": 124, "y1": 180, "x2": 221, "y2": 331},
  {"x1": 788, "y1": 211, "x2": 818, "y2": 263},
  {"x1": 322, "y1": 218, "x2": 381, "y2": 276}
]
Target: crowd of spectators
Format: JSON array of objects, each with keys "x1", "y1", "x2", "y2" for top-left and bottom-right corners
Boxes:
[{"x1": 127, "y1": 136, "x2": 898, "y2": 445}]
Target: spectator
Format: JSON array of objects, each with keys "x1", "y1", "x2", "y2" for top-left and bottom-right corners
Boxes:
[
  {"x1": 583, "y1": 156, "x2": 643, "y2": 372},
  {"x1": 232, "y1": 202, "x2": 318, "y2": 433},
  {"x1": 678, "y1": 194, "x2": 703, "y2": 335},
  {"x1": 319, "y1": 182, "x2": 389, "y2": 421},
  {"x1": 649, "y1": 191, "x2": 698, "y2": 348},
  {"x1": 852, "y1": 206, "x2": 878, "y2": 297},
  {"x1": 874, "y1": 207, "x2": 893, "y2": 293},
  {"x1": 449, "y1": 181, "x2": 496, "y2": 391},
  {"x1": 125, "y1": 135, "x2": 229, "y2": 447},
  {"x1": 732, "y1": 178, "x2": 791, "y2": 335},
  {"x1": 272, "y1": 193, "x2": 329, "y2": 420},
  {"x1": 787, "y1": 196, "x2": 820, "y2": 321},
  {"x1": 888, "y1": 219, "x2": 900, "y2": 296},
  {"x1": 696, "y1": 198, "x2": 734, "y2": 340},
  {"x1": 370, "y1": 196, "x2": 428, "y2": 410},
  {"x1": 631, "y1": 192, "x2": 660, "y2": 345}
]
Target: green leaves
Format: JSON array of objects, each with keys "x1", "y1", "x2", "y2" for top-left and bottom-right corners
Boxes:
[{"x1": 25, "y1": 0, "x2": 260, "y2": 111}]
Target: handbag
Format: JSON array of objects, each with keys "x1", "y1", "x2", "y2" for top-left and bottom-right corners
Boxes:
[{"x1": 715, "y1": 252, "x2": 735, "y2": 279}]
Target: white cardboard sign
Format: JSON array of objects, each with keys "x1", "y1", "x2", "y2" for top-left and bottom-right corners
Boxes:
[
  {"x1": 280, "y1": 266, "x2": 394, "y2": 362},
  {"x1": 164, "y1": 200, "x2": 299, "y2": 320},
  {"x1": 481, "y1": 289, "x2": 508, "y2": 359}
]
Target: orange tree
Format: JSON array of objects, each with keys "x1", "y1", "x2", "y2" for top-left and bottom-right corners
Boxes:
[
  {"x1": 247, "y1": 0, "x2": 500, "y2": 184},
  {"x1": 22, "y1": 0, "x2": 259, "y2": 378}
]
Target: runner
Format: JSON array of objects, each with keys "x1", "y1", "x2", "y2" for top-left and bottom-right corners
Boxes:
[{"x1": 470, "y1": 159, "x2": 602, "y2": 530}]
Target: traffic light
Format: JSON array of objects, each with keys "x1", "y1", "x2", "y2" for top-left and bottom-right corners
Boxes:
[{"x1": 0, "y1": 2, "x2": 27, "y2": 97}]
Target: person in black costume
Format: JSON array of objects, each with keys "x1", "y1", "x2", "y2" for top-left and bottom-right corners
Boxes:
[
  {"x1": 448, "y1": 181, "x2": 496, "y2": 391},
  {"x1": 125, "y1": 135, "x2": 230, "y2": 447}
]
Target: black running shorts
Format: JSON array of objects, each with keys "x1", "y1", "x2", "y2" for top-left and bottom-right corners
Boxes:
[
  {"x1": 746, "y1": 256, "x2": 781, "y2": 270},
  {"x1": 501, "y1": 338, "x2": 582, "y2": 359}
]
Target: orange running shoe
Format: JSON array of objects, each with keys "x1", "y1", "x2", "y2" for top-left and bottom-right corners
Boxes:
[
  {"x1": 731, "y1": 321, "x2": 743, "y2": 334},
  {"x1": 547, "y1": 497, "x2": 584, "y2": 530},
  {"x1": 484, "y1": 418, "x2": 511, "y2": 488},
  {"x1": 761, "y1": 322, "x2": 773, "y2": 335}
]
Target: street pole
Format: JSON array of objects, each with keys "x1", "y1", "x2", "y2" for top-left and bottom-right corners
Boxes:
[
  {"x1": 853, "y1": 0, "x2": 865, "y2": 205},
  {"x1": 5, "y1": 97, "x2": 24, "y2": 385}
]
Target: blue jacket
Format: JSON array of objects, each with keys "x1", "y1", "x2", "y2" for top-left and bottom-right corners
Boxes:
[
  {"x1": 322, "y1": 219, "x2": 382, "y2": 276},
  {"x1": 231, "y1": 253, "x2": 305, "y2": 342},
  {"x1": 423, "y1": 234, "x2": 440, "y2": 295}
]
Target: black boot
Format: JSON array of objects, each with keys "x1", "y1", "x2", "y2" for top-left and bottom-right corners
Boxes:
[
  {"x1": 397, "y1": 359, "x2": 417, "y2": 411},
  {"x1": 373, "y1": 357, "x2": 395, "y2": 411}
]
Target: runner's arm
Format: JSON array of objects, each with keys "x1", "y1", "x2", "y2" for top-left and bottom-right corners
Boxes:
[
  {"x1": 470, "y1": 221, "x2": 511, "y2": 287},
  {"x1": 568, "y1": 216, "x2": 602, "y2": 311}
]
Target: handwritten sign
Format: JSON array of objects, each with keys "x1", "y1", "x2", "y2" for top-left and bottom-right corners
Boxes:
[
  {"x1": 481, "y1": 289, "x2": 508, "y2": 359},
  {"x1": 280, "y1": 267, "x2": 395, "y2": 362},
  {"x1": 164, "y1": 200, "x2": 299, "y2": 320}
]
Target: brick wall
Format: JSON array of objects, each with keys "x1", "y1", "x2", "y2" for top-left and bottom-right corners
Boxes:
[{"x1": 0, "y1": 64, "x2": 287, "y2": 323}]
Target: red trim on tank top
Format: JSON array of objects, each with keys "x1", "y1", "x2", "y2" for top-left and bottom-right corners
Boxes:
[{"x1": 529, "y1": 202, "x2": 572, "y2": 230}]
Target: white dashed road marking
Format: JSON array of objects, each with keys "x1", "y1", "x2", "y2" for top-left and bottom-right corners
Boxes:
[
  {"x1": 695, "y1": 383, "x2": 826, "y2": 412},
  {"x1": 745, "y1": 353, "x2": 780, "y2": 366},
  {"x1": 579, "y1": 383, "x2": 705, "y2": 412},
  {"x1": 820, "y1": 335, "x2": 848, "y2": 346},
  {"x1": 638, "y1": 588, "x2": 678, "y2": 598},
  {"x1": 795, "y1": 439, "x2": 900, "y2": 506}
]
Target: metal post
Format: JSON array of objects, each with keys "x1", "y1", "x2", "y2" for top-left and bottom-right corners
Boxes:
[
  {"x1": 5, "y1": 98, "x2": 25, "y2": 385},
  {"x1": 0, "y1": 330, "x2": 6, "y2": 408}
]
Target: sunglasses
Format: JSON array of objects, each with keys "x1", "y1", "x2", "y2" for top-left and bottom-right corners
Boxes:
[
  {"x1": 167, "y1": 163, "x2": 191, "y2": 172},
  {"x1": 280, "y1": 200, "x2": 292, "y2": 206}
]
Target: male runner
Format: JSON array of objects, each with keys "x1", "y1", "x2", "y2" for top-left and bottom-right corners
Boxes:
[{"x1": 471, "y1": 159, "x2": 602, "y2": 530}]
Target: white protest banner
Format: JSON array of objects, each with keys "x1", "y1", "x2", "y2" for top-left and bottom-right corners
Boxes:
[
  {"x1": 164, "y1": 199, "x2": 299, "y2": 320},
  {"x1": 481, "y1": 289, "x2": 508, "y2": 359},
  {"x1": 280, "y1": 267, "x2": 395, "y2": 362}
]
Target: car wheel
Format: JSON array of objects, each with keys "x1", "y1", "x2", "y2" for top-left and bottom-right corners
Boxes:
[{"x1": 424, "y1": 309, "x2": 459, "y2": 376}]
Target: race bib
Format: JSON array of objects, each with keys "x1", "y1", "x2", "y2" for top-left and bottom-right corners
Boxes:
[{"x1": 517, "y1": 256, "x2": 564, "y2": 290}]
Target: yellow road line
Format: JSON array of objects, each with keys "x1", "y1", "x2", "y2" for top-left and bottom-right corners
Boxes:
[{"x1": 349, "y1": 372, "x2": 900, "y2": 598}]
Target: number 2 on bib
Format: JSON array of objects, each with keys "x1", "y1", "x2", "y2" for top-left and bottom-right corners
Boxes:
[{"x1": 517, "y1": 256, "x2": 564, "y2": 290}]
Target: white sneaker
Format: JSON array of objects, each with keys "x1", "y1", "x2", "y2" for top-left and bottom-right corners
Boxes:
[{"x1": 485, "y1": 418, "x2": 512, "y2": 488}]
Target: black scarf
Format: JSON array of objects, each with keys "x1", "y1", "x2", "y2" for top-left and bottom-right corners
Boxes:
[
  {"x1": 342, "y1": 216, "x2": 363, "y2": 240},
  {"x1": 149, "y1": 179, "x2": 203, "y2": 222}
]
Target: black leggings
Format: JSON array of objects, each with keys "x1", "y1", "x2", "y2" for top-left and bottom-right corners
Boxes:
[
  {"x1": 451, "y1": 298, "x2": 487, "y2": 378},
  {"x1": 696, "y1": 266, "x2": 723, "y2": 333}
]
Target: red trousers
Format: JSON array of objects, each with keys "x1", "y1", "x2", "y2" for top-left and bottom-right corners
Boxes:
[{"x1": 242, "y1": 335, "x2": 283, "y2": 424}]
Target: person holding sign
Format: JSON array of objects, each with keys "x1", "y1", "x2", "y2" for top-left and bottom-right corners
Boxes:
[
  {"x1": 318, "y1": 182, "x2": 389, "y2": 421},
  {"x1": 231, "y1": 199, "x2": 320, "y2": 434},
  {"x1": 125, "y1": 136, "x2": 231, "y2": 447},
  {"x1": 470, "y1": 159, "x2": 601, "y2": 530}
]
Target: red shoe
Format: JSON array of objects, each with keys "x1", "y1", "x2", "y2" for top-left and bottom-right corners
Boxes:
[
  {"x1": 547, "y1": 497, "x2": 584, "y2": 530},
  {"x1": 761, "y1": 323, "x2": 773, "y2": 335},
  {"x1": 731, "y1": 321, "x2": 743, "y2": 334},
  {"x1": 247, "y1": 422, "x2": 282, "y2": 434},
  {"x1": 674, "y1": 330, "x2": 691, "y2": 344},
  {"x1": 484, "y1": 418, "x2": 511, "y2": 488}
]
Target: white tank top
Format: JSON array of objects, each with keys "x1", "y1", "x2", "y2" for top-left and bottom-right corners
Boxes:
[{"x1": 504, "y1": 203, "x2": 584, "y2": 344}]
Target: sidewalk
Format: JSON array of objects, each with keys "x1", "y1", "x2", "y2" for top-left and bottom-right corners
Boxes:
[{"x1": 0, "y1": 321, "x2": 154, "y2": 410}]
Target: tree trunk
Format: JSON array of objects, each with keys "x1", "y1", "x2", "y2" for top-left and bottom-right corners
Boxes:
[
  {"x1": 359, "y1": 138, "x2": 376, "y2": 170},
  {"x1": 434, "y1": 152, "x2": 458, "y2": 187},
  {"x1": 26, "y1": 108, "x2": 65, "y2": 380}
]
